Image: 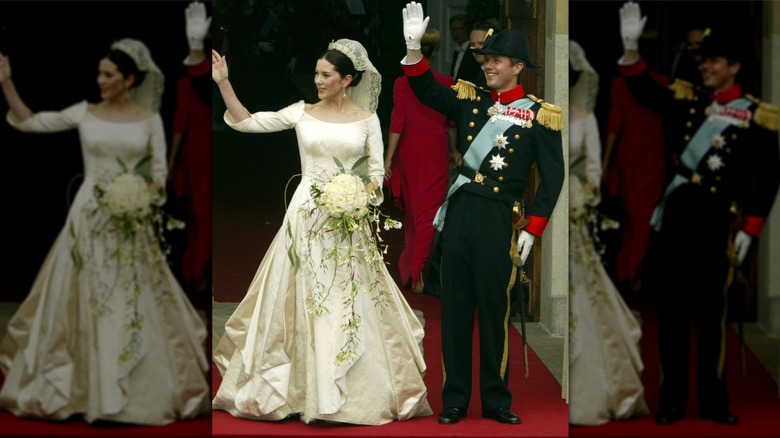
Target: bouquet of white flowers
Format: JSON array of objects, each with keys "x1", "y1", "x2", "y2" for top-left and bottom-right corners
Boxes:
[
  {"x1": 102, "y1": 173, "x2": 154, "y2": 219},
  {"x1": 569, "y1": 173, "x2": 619, "y2": 256},
  {"x1": 293, "y1": 156, "x2": 401, "y2": 366},
  {"x1": 309, "y1": 156, "x2": 401, "y2": 244},
  {"x1": 93, "y1": 156, "x2": 184, "y2": 244}
]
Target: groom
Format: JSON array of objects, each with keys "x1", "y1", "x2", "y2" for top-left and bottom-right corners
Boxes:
[{"x1": 398, "y1": 2, "x2": 565, "y2": 425}]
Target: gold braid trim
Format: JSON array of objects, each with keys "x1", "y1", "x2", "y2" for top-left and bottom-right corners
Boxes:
[
  {"x1": 527, "y1": 94, "x2": 563, "y2": 131},
  {"x1": 746, "y1": 94, "x2": 779, "y2": 131},
  {"x1": 451, "y1": 79, "x2": 477, "y2": 100},
  {"x1": 537, "y1": 102, "x2": 563, "y2": 131},
  {"x1": 669, "y1": 79, "x2": 694, "y2": 101}
]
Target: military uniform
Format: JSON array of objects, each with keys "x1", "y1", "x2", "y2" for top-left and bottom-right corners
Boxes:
[
  {"x1": 401, "y1": 43, "x2": 565, "y2": 413},
  {"x1": 621, "y1": 56, "x2": 780, "y2": 419}
]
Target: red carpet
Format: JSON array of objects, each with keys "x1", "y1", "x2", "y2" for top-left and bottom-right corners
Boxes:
[
  {"x1": 570, "y1": 303, "x2": 779, "y2": 437},
  {"x1": 212, "y1": 290, "x2": 567, "y2": 437}
]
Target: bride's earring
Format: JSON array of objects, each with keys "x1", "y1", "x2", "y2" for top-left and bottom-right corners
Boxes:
[{"x1": 342, "y1": 87, "x2": 347, "y2": 99}]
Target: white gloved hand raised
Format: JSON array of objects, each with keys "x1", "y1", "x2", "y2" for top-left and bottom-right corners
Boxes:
[
  {"x1": 186, "y1": 1, "x2": 211, "y2": 51},
  {"x1": 619, "y1": 1, "x2": 646, "y2": 51},
  {"x1": 733, "y1": 230, "x2": 752, "y2": 265},
  {"x1": 402, "y1": 2, "x2": 429, "y2": 50},
  {"x1": 517, "y1": 230, "x2": 535, "y2": 265}
]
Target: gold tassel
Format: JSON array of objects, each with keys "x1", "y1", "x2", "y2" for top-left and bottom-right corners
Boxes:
[
  {"x1": 451, "y1": 79, "x2": 477, "y2": 101},
  {"x1": 668, "y1": 79, "x2": 694, "y2": 101},
  {"x1": 753, "y1": 101, "x2": 779, "y2": 131},
  {"x1": 536, "y1": 102, "x2": 563, "y2": 131}
]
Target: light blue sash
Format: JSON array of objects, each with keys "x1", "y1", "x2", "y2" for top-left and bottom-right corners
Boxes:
[
  {"x1": 650, "y1": 97, "x2": 751, "y2": 230},
  {"x1": 433, "y1": 97, "x2": 535, "y2": 231}
]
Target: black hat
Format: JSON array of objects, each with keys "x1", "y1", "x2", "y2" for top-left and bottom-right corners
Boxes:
[
  {"x1": 473, "y1": 28, "x2": 539, "y2": 68},
  {"x1": 699, "y1": 31, "x2": 746, "y2": 64}
]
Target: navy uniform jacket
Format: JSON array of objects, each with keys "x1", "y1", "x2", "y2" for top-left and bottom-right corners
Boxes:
[
  {"x1": 621, "y1": 57, "x2": 780, "y2": 237},
  {"x1": 401, "y1": 57, "x2": 565, "y2": 237}
]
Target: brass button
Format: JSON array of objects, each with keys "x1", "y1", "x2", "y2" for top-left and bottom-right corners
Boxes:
[
  {"x1": 508, "y1": 148, "x2": 514, "y2": 154},
  {"x1": 684, "y1": 135, "x2": 691, "y2": 141},
  {"x1": 725, "y1": 148, "x2": 731, "y2": 153},
  {"x1": 498, "y1": 176, "x2": 504, "y2": 182},
  {"x1": 694, "y1": 95, "x2": 699, "y2": 101},
  {"x1": 472, "y1": 108, "x2": 479, "y2": 114},
  {"x1": 689, "y1": 108, "x2": 696, "y2": 115},
  {"x1": 686, "y1": 121, "x2": 693, "y2": 127},
  {"x1": 729, "y1": 202, "x2": 738, "y2": 214},
  {"x1": 710, "y1": 186, "x2": 717, "y2": 193},
  {"x1": 469, "y1": 121, "x2": 475, "y2": 127},
  {"x1": 502, "y1": 162, "x2": 509, "y2": 169},
  {"x1": 715, "y1": 175, "x2": 721, "y2": 181},
  {"x1": 731, "y1": 133, "x2": 737, "y2": 140},
  {"x1": 493, "y1": 187, "x2": 500, "y2": 193},
  {"x1": 467, "y1": 135, "x2": 473, "y2": 141},
  {"x1": 476, "y1": 96, "x2": 481, "y2": 101},
  {"x1": 514, "y1": 134, "x2": 520, "y2": 140}
]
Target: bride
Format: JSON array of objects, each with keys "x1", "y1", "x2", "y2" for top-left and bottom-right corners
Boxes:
[
  {"x1": 0, "y1": 39, "x2": 210, "y2": 425},
  {"x1": 211, "y1": 38, "x2": 432, "y2": 425},
  {"x1": 568, "y1": 40, "x2": 650, "y2": 426}
]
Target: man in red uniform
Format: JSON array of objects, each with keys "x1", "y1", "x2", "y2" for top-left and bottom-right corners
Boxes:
[
  {"x1": 400, "y1": 2, "x2": 565, "y2": 425},
  {"x1": 617, "y1": 1, "x2": 780, "y2": 425}
]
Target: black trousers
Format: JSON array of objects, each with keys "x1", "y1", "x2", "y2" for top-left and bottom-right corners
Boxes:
[
  {"x1": 439, "y1": 190, "x2": 515, "y2": 410},
  {"x1": 650, "y1": 184, "x2": 733, "y2": 414}
]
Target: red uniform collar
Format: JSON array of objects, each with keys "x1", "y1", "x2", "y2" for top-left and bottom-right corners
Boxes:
[
  {"x1": 709, "y1": 84, "x2": 742, "y2": 104},
  {"x1": 491, "y1": 84, "x2": 526, "y2": 104}
]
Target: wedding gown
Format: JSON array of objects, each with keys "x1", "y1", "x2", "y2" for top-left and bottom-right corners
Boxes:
[
  {"x1": 0, "y1": 101, "x2": 210, "y2": 425},
  {"x1": 568, "y1": 112, "x2": 649, "y2": 425},
  {"x1": 212, "y1": 100, "x2": 432, "y2": 425}
]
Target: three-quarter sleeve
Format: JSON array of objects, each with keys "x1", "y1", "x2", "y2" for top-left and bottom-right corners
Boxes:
[
  {"x1": 149, "y1": 114, "x2": 168, "y2": 186},
  {"x1": 583, "y1": 113, "x2": 602, "y2": 185},
  {"x1": 365, "y1": 113, "x2": 385, "y2": 205},
  {"x1": 224, "y1": 100, "x2": 305, "y2": 133},
  {"x1": 7, "y1": 100, "x2": 87, "y2": 133}
]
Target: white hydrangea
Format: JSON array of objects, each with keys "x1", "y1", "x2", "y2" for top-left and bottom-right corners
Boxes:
[
  {"x1": 102, "y1": 173, "x2": 152, "y2": 219},
  {"x1": 319, "y1": 173, "x2": 369, "y2": 220}
]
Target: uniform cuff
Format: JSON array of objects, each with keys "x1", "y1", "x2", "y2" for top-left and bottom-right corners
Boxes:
[
  {"x1": 743, "y1": 215, "x2": 766, "y2": 237},
  {"x1": 525, "y1": 215, "x2": 549, "y2": 237},
  {"x1": 401, "y1": 57, "x2": 430, "y2": 77}
]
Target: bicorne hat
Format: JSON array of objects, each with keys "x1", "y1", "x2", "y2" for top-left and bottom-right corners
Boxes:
[
  {"x1": 698, "y1": 31, "x2": 745, "y2": 65},
  {"x1": 473, "y1": 28, "x2": 539, "y2": 68}
]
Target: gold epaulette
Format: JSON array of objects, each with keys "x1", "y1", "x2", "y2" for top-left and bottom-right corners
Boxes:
[
  {"x1": 668, "y1": 79, "x2": 694, "y2": 101},
  {"x1": 527, "y1": 94, "x2": 563, "y2": 131},
  {"x1": 451, "y1": 79, "x2": 477, "y2": 101},
  {"x1": 747, "y1": 94, "x2": 779, "y2": 131}
]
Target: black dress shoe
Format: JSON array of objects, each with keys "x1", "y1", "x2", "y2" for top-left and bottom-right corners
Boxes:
[
  {"x1": 438, "y1": 407, "x2": 467, "y2": 424},
  {"x1": 699, "y1": 410, "x2": 738, "y2": 424},
  {"x1": 482, "y1": 407, "x2": 521, "y2": 424},
  {"x1": 655, "y1": 408, "x2": 684, "y2": 424}
]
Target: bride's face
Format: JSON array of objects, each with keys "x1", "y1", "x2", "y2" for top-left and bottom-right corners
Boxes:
[
  {"x1": 97, "y1": 58, "x2": 132, "y2": 102},
  {"x1": 314, "y1": 59, "x2": 347, "y2": 101}
]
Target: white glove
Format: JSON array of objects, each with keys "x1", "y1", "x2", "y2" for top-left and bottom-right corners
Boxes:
[
  {"x1": 517, "y1": 230, "x2": 535, "y2": 265},
  {"x1": 733, "y1": 230, "x2": 752, "y2": 265},
  {"x1": 402, "y1": 2, "x2": 429, "y2": 50},
  {"x1": 619, "y1": 1, "x2": 646, "y2": 51},
  {"x1": 186, "y1": 1, "x2": 211, "y2": 51}
]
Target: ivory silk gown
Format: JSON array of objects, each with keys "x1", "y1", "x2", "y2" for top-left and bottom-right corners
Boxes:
[
  {"x1": 0, "y1": 101, "x2": 210, "y2": 425},
  {"x1": 212, "y1": 100, "x2": 432, "y2": 425}
]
